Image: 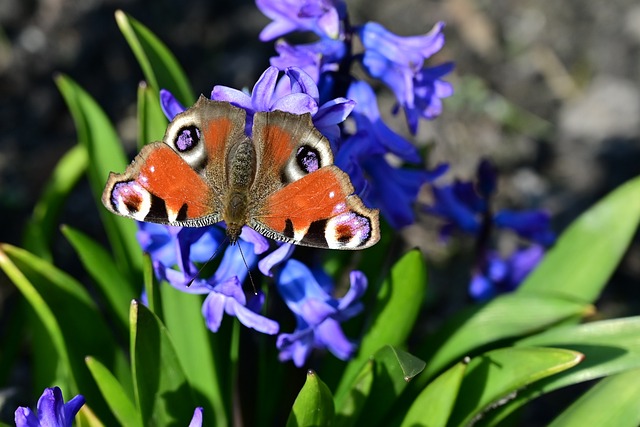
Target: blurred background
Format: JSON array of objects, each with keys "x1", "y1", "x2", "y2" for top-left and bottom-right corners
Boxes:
[{"x1": 1, "y1": 0, "x2": 640, "y2": 422}]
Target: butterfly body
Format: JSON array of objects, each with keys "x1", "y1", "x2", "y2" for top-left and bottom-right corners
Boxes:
[{"x1": 102, "y1": 96, "x2": 380, "y2": 249}]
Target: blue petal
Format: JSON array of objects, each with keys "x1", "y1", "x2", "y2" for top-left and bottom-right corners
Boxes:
[
  {"x1": 37, "y1": 387, "x2": 65, "y2": 426},
  {"x1": 188, "y1": 407, "x2": 204, "y2": 427},
  {"x1": 251, "y1": 66, "x2": 280, "y2": 111},
  {"x1": 494, "y1": 210, "x2": 556, "y2": 246},
  {"x1": 239, "y1": 227, "x2": 270, "y2": 254},
  {"x1": 210, "y1": 86, "x2": 252, "y2": 110},
  {"x1": 228, "y1": 299, "x2": 280, "y2": 334},
  {"x1": 315, "y1": 318, "x2": 355, "y2": 360},
  {"x1": 202, "y1": 291, "x2": 226, "y2": 332},
  {"x1": 469, "y1": 272, "x2": 496, "y2": 301},
  {"x1": 63, "y1": 395, "x2": 86, "y2": 425},
  {"x1": 160, "y1": 89, "x2": 186, "y2": 120},
  {"x1": 337, "y1": 270, "x2": 367, "y2": 311},
  {"x1": 258, "y1": 243, "x2": 295, "y2": 277},
  {"x1": 14, "y1": 407, "x2": 39, "y2": 427},
  {"x1": 508, "y1": 245, "x2": 545, "y2": 286},
  {"x1": 286, "y1": 67, "x2": 319, "y2": 100},
  {"x1": 271, "y1": 92, "x2": 318, "y2": 115}
]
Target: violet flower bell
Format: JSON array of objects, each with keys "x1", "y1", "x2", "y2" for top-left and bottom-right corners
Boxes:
[
  {"x1": 357, "y1": 21, "x2": 453, "y2": 133},
  {"x1": 15, "y1": 387, "x2": 85, "y2": 427},
  {"x1": 470, "y1": 245, "x2": 545, "y2": 301},
  {"x1": 256, "y1": 0, "x2": 346, "y2": 41},
  {"x1": 275, "y1": 259, "x2": 367, "y2": 366}
]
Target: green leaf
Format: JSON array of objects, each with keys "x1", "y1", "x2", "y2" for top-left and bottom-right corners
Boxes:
[
  {"x1": 416, "y1": 293, "x2": 589, "y2": 384},
  {"x1": 22, "y1": 144, "x2": 88, "y2": 260},
  {"x1": 287, "y1": 370, "x2": 335, "y2": 427},
  {"x1": 1, "y1": 244, "x2": 125, "y2": 423},
  {"x1": 0, "y1": 245, "x2": 73, "y2": 392},
  {"x1": 85, "y1": 356, "x2": 141, "y2": 427},
  {"x1": 448, "y1": 347, "x2": 583, "y2": 427},
  {"x1": 130, "y1": 300, "x2": 195, "y2": 426},
  {"x1": 62, "y1": 225, "x2": 135, "y2": 333},
  {"x1": 477, "y1": 316, "x2": 640, "y2": 425},
  {"x1": 335, "y1": 249, "x2": 426, "y2": 405},
  {"x1": 160, "y1": 284, "x2": 228, "y2": 426},
  {"x1": 136, "y1": 81, "x2": 167, "y2": 149},
  {"x1": 400, "y1": 360, "x2": 467, "y2": 427},
  {"x1": 55, "y1": 74, "x2": 141, "y2": 280},
  {"x1": 115, "y1": 10, "x2": 194, "y2": 106},
  {"x1": 548, "y1": 368, "x2": 640, "y2": 427},
  {"x1": 519, "y1": 175, "x2": 640, "y2": 303},
  {"x1": 334, "y1": 361, "x2": 374, "y2": 427},
  {"x1": 355, "y1": 346, "x2": 426, "y2": 427}
]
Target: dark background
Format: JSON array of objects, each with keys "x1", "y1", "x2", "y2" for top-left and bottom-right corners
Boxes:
[{"x1": 1, "y1": 0, "x2": 640, "y2": 423}]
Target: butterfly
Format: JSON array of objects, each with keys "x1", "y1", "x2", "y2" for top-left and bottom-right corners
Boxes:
[{"x1": 102, "y1": 96, "x2": 380, "y2": 250}]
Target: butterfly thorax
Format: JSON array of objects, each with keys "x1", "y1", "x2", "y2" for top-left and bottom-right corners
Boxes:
[{"x1": 223, "y1": 138, "x2": 256, "y2": 243}]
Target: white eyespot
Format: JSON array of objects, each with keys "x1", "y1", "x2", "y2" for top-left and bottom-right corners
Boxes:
[
  {"x1": 164, "y1": 115, "x2": 207, "y2": 170},
  {"x1": 325, "y1": 212, "x2": 372, "y2": 249},
  {"x1": 111, "y1": 181, "x2": 152, "y2": 221}
]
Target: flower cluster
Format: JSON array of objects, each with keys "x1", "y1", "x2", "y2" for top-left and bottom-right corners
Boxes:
[
  {"x1": 15, "y1": 387, "x2": 84, "y2": 427},
  {"x1": 257, "y1": 0, "x2": 453, "y2": 228},
  {"x1": 425, "y1": 159, "x2": 556, "y2": 300}
]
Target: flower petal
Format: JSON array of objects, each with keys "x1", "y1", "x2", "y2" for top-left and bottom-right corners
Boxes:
[
  {"x1": 258, "y1": 243, "x2": 295, "y2": 277},
  {"x1": 202, "y1": 292, "x2": 226, "y2": 332},
  {"x1": 229, "y1": 299, "x2": 280, "y2": 334},
  {"x1": 160, "y1": 89, "x2": 186, "y2": 120},
  {"x1": 188, "y1": 407, "x2": 204, "y2": 427}
]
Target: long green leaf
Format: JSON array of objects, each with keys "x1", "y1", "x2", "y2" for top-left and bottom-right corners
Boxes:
[
  {"x1": 136, "y1": 81, "x2": 167, "y2": 149},
  {"x1": 2, "y1": 244, "x2": 124, "y2": 423},
  {"x1": 335, "y1": 249, "x2": 427, "y2": 405},
  {"x1": 160, "y1": 284, "x2": 228, "y2": 426},
  {"x1": 61, "y1": 225, "x2": 135, "y2": 333},
  {"x1": 334, "y1": 361, "x2": 374, "y2": 427},
  {"x1": 115, "y1": 10, "x2": 194, "y2": 106},
  {"x1": 355, "y1": 346, "x2": 425, "y2": 427},
  {"x1": 519, "y1": 175, "x2": 640, "y2": 302},
  {"x1": 130, "y1": 300, "x2": 195, "y2": 426},
  {"x1": 22, "y1": 145, "x2": 88, "y2": 260},
  {"x1": 287, "y1": 370, "x2": 335, "y2": 427},
  {"x1": 400, "y1": 360, "x2": 467, "y2": 427},
  {"x1": 548, "y1": 368, "x2": 640, "y2": 427},
  {"x1": 479, "y1": 316, "x2": 640, "y2": 425},
  {"x1": 448, "y1": 347, "x2": 583, "y2": 427},
  {"x1": 85, "y1": 356, "x2": 142, "y2": 427},
  {"x1": 55, "y1": 74, "x2": 141, "y2": 280},
  {"x1": 417, "y1": 293, "x2": 589, "y2": 382},
  {"x1": 0, "y1": 246, "x2": 73, "y2": 392}
]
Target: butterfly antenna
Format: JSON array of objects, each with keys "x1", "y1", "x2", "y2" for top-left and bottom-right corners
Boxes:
[
  {"x1": 185, "y1": 235, "x2": 229, "y2": 287},
  {"x1": 237, "y1": 243, "x2": 258, "y2": 295}
]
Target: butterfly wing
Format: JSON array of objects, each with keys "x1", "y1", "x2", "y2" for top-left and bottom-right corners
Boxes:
[
  {"x1": 249, "y1": 110, "x2": 380, "y2": 249},
  {"x1": 102, "y1": 97, "x2": 247, "y2": 226}
]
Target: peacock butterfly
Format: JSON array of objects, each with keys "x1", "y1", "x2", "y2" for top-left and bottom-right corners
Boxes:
[{"x1": 102, "y1": 96, "x2": 380, "y2": 249}]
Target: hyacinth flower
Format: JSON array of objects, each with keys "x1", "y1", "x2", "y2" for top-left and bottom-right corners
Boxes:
[
  {"x1": 470, "y1": 245, "x2": 545, "y2": 301},
  {"x1": 274, "y1": 258, "x2": 367, "y2": 366},
  {"x1": 426, "y1": 159, "x2": 556, "y2": 246},
  {"x1": 138, "y1": 222, "x2": 279, "y2": 334},
  {"x1": 188, "y1": 407, "x2": 204, "y2": 427},
  {"x1": 256, "y1": 0, "x2": 347, "y2": 41},
  {"x1": 357, "y1": 21, "x2": 454, "y2": 133},
  {"x1": 15, "y1": 387, "x2": 85, "y2": 427},
  {"x1": 425, "y1": 159, "x2": 555, "y2": 299}
]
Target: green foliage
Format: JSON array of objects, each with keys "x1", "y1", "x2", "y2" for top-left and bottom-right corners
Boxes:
[{"x1": 4, "y1": 10, "x2": 640, "y2": 426}]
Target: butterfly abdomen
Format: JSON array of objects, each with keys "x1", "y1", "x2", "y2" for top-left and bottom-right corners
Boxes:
[{"x1": 224, "y1": 137, "x2": 257, "y2": 242}]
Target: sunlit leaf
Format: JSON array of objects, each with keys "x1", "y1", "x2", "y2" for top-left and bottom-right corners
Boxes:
[{"x1": 287, "y1": 370, "x2": 335, "y2": 427}]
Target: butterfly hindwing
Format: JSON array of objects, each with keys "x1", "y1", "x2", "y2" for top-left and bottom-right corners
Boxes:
[{"x1": 249, "y1": 110, "x2": 379, "y2": 249}]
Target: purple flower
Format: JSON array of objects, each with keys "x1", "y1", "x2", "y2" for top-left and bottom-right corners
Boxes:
[
  {"x1": 426, "y1": 159, "x2": 556, "y2": 246},
  {"x1": 470, "y1": 245, "x2": 545, "y2": 301},
  {"x1": 275, "y1": 259, "x2": 366, "y2": 366},
  {"x1": 159, "y1": 263, "x2": 279, "y2": 334},
  {"x1": 188, "y1": 407, "x2": 204, "y2": 427},
  {"x1": 211, "y1": 66, "x2": 354, "y2": 141},
  {"x1": 401, "y1": 63, "x2": 455, "y2": 134},
  {"x1": 346, "y1": 80, "x2": 421, "y2": 163},
  {"x1": 270, "y1": 38, "x2": 346, "y2": 83},
  {"x1": 15, "y1": 387, "x2": 85, "y2": 427},
  {"x1": 256, "y1": 0, "x2": 346, "y2": 41},
  {"x1": 357, "y1": 21, "x2": 453, "y2": 133}
]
